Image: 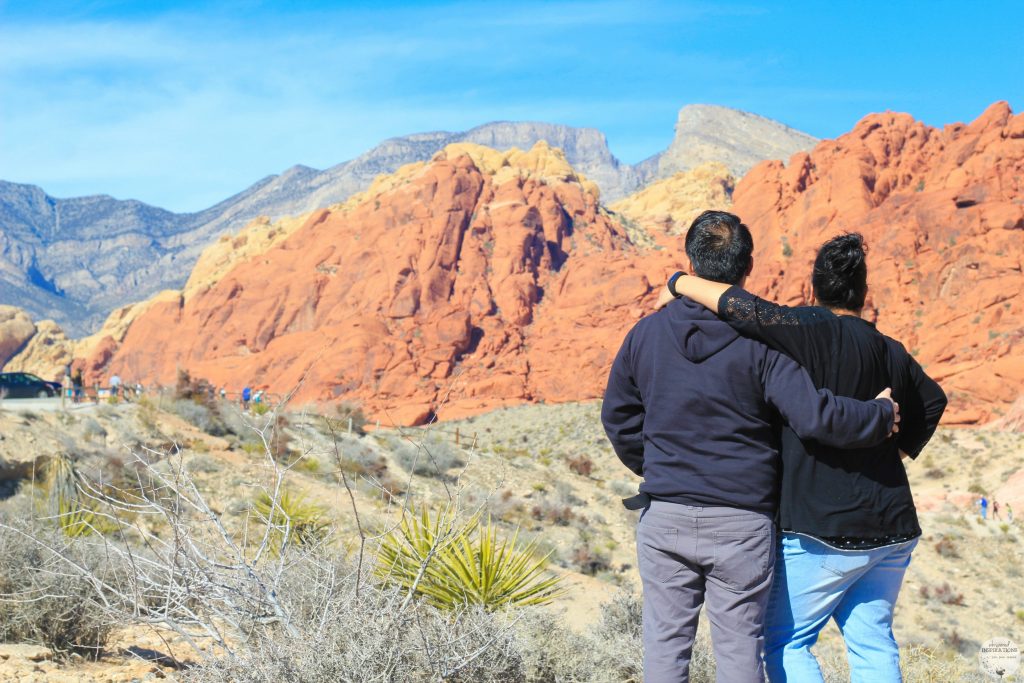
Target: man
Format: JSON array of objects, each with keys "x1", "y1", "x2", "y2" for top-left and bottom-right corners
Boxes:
[
  {"x1": 602, "y1": 211, "x2": 899, "y2": 683},
  {"x1": 657, "y1": 230, "x2": 946, "y2": 681}
]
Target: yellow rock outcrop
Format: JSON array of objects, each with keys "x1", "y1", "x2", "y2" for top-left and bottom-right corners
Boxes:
[{"x1": 611, "y1": 162, "x2": 735, "y2": 236}]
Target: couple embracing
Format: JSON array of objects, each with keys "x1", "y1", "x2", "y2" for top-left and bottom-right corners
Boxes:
[{"x1": 602, "y1": 211, "x2": 947, "y2": 682}]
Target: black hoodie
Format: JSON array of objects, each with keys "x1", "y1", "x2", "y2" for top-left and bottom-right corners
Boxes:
[{"x1": 601, "y1": 297, "x2": 895, "y2": 514}]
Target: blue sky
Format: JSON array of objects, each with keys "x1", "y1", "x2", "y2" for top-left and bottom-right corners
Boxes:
[{"x1": 1, "y1": 0, "x2": 1021, "y2": 212}]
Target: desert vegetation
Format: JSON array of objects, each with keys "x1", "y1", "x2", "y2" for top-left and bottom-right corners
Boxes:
[{"x1": 0, "y1": 394, "x2": 1020, "y2": 680}]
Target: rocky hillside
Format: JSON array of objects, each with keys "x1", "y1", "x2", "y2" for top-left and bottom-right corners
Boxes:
[
  {"x1": 1, "y1": 108, "x2": 815, "y2": 334},
  {"x1": 609, "y1": 162, "x2": 736, "y2": 239},
  {"x1": 72, "y1": 142, "x2": 682, "y2": 424},
  {"x1": 647, "y1": 105, "x2": 818, "y2": 181},
  {"x1": 731, "y1": 101, "x2": 1024, "y2": 425}
]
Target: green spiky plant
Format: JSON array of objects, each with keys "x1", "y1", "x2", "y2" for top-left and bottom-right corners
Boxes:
[
  {"x1": 253, "y1": 488, "x2": 331, "y2": 556},
  {"x1": 375, "y1": 505, "x2": 565, "y2": 611},
  {"x1": 41, "y1": 453, "x2": 97, "y2": 537}
]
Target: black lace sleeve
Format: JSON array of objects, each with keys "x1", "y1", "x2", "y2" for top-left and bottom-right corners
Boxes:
[{"x1": 716, "y1": 286, "x2": 834, "y2": 367}]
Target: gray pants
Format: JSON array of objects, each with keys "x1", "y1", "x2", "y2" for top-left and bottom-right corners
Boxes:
[{"x1": 637, "y1": 500, "x2": 776, "y2": 683}]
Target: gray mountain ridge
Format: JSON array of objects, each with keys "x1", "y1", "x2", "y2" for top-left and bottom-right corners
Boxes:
[{"x1": 0, "y1": 105, "x2": 818, "y2": 336}]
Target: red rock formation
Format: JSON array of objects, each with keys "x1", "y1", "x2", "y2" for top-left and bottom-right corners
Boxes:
[
  {"x1": 80, "y1": 102, "x2": 1024, "y2": 426},
  {"x1": 733, "y1": 102, "x2": 1023, "y2": 425},
  {"x1": 87, "y1": 144, "x2": 680, "y2": 423}
]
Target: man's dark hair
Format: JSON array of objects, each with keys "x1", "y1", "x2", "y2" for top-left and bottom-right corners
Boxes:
[
  {"x1": 812, "y1": 232, "x2": 868, "y2": 310},
  {"x1": 684, "y1": 210, "x2": 754, "y2": 284}
]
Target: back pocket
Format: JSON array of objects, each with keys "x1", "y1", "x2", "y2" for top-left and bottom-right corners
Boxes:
[
  {"x1": 712, "y1": 529, "x2": 773, "y2": 592},
  {"x1": 636, "y1": 520, "x2": 680, "y2": 583}
]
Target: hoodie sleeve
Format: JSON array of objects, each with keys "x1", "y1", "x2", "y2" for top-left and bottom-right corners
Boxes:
[
  {"x1": 601, "y1": 328, "x2": 645, "y2": 476},
  {"x1": 762, "y1": 350, "x2": 893, "y2": 448}
]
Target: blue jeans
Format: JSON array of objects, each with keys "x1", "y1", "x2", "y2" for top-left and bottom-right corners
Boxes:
[{"x1": 764, "y1": 533, "x2": 917, "y2": 683}]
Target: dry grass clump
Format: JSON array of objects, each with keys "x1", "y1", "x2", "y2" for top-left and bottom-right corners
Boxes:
[
  {"x1": 0, "y1": 520, "x2": 113, "y2": 657},
  {"x1": 391, "y1": 434, "x2": 464, "y2": 478}
]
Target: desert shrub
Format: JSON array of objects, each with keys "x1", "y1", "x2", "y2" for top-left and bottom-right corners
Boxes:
[
  {"x1": 934, "y1": 534, "x2": 959, "y2": 558},
  {"x1": 79, "y1": 417, "x2": 107, "y2": 443},
  {"x1": 219, "y1": 406, "x2": 292, "y2": 459},
  {"x1": 919, "y1": 581, "x2": 965, "y2": 606},
  {"x1": 608, "y1": 478, "x2": 637, "y2": 497},
  {"x1": 331, "y1": 434, "x2": 386, "y2": 475},
  {"x1": 186, "y1": 578, "x2": 525, "y2": 683},
  {"x1": 0, "y1": 523, "x2": 113, "y2": 657},
  {"x1": 185, "y1": 455, "x2": 221, "y2": 474},
  {"x1": 392, "y1": 435, "x2": 464, "y2": 478},
  {"x1": 898, "y1": 644, "x2": 985, "y2": 681},
  {"x1": 530, "y1": 482, "x2": 582, "y2": 527},
  {"x1": 375, "y1": 505, "x2": 563, "y2": 611},
  {"x1": 567, "y1": 454, "x2": 594, "y2": 477},
  {"x1": 252, "y1": 488, "x2": 331, "y2": 556},
  {"x1": 37, "y1": 453, "x2": 111, "y2": 538},
  {"x1": 169, "y1": 399, "x2": 226, "y2": 436},
  {"x1": 570, "y1": 541, "x2": 613, "y2": 576},
  {"x1": 334, "y1": 401, "x2": 367, "y2": 435},
  {"x1": 514, "y1": 608, "x2": 595, "y2": 681}
]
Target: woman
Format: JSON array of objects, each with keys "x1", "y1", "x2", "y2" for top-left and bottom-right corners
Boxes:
[{"x1": 659, "y1": 231, "x2": 946, "y2": 682}]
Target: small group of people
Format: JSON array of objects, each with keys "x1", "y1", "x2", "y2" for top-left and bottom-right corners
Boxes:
[
  {"x1": 602, "y1": 211, "x2": 947, "y2": 682},
  {"x1": 240, "y1": 386, "x2": 266, "y2": 411},
  {"x1": 979, "y1": 496, "x2": 1014, "y2": 523},
  {"x1": 65, "y1": 367, "x2": 142, "y2": 403}
]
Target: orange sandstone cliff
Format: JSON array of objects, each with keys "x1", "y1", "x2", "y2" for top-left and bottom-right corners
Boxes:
[
  {"x1": 76, "y1": 104, "x2": 1024, "y2": 426},
  {"x1": 81, "y1": 143, "x2": 681, "y2": 424},
  {"x1": 731, "y1": 102, "x2": 1023, "y2": 425}
]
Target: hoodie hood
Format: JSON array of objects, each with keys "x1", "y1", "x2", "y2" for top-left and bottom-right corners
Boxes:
[{"x1": 662, "y1": 296, "x2": 741, "y2": 362}]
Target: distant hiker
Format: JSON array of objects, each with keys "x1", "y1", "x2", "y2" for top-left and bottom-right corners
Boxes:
[
  {"x1": 254, "y1": 389, "x2": 263, "y2": 406},
  {"x1": 110, "y1": 374, "x2": 121, "y2": 399},
  {"x1": 1008, "y1": 504, "x2": 1015, "y2": 524},
  {"x1": 219, "y1": 386, "x2": 227, "y2": 400},
  {"x1": 72, "y1": 369, "x2": 84, "y2": 403},
  {"x1": 656, "y1": 226, "x2": 946, "y2": 681},
  {"x1": 603, "y1": 211, "x2": 899, "y2": 683},
  {"x1": 993, "y1": 500, "x2": 1002, "y2": 521},
  {"x1": 980, "y1": 496, "x2": 989, "y2": 520},
  {"x1": 242, "y1": 386, "x2": 252, "y2": 411}
]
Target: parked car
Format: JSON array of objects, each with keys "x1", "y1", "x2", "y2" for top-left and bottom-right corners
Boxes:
[{"x1": 0, "y1": 372, "x2": 61, "y2": 398}]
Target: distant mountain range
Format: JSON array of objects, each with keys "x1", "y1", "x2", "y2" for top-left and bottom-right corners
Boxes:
[{"x1": 0, "y1": 105, "x2": 817, "y2": 334}]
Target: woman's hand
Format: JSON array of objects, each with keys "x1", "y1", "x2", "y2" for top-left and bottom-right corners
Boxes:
[
  {"x1": 875, "y1": 387, "x2": 901, "y2": 436},
  {"x1": 655, "y1": 283, "x2": 676, "y2": 310}
]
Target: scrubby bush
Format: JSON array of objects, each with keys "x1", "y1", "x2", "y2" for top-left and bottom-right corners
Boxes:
[
  {"x1": 919, "y1": 581, "x2": 965, "y2": 606},
  {"x1": 334, "y1": 401, "x2": 368, "y2": 435},
  {"x1": 186, "y1": 578, "x2": 525, "y2": 683},
  {"x1": 608, "y1": 478, "x2": 637, "y2": 497},
  {"x1": 169, "y1": 398, "x2": 225, "y2": 436},
  {"x1": 567, "y1": 454, "x2": 594, "y2": 477},
  {"x1": 0, "y1": 523, "x2": 113, "y2": 657},
  {"x1": 391, "y1": 435, "x2": 464, "y2": 478}
]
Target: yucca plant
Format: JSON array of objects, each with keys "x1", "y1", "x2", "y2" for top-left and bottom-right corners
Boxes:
[
  {"x1": 253, "y1": 488, "x2": 331, "y2": 556},
  {"x1": 375, "y1": 504, "x2": 565, "y2": 611},
  {"x1": 41, "y1": 453, "x2": 96, "y2": 537}
]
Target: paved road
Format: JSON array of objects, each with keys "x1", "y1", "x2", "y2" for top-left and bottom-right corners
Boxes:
[{"x1": 0, "y1": 397, "x2": 96, "y2": 413}]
